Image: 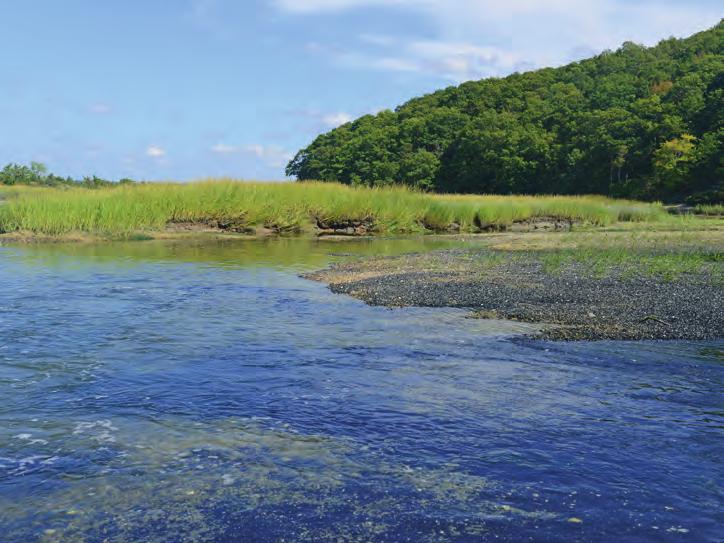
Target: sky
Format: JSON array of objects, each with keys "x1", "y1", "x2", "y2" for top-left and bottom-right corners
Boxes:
[{"x1": 0, "y1": 1, "x2": 720, "y2": 181}]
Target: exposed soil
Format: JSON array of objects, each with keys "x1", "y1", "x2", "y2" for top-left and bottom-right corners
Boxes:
[
  {"x1": 165, "y1": 218, "x2": 254, "y2": 234},
  {"x1": 164, "y1": 216, "x2": 576, "y2": 237},
  {"x1": 507, "y1": 217, "x2": 574, "y2": 232},
  {"x1": 315, "y1": 217, "x2": 375, "y2": 236}
]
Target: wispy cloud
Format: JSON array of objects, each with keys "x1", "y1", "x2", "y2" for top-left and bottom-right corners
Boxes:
[
  {"x1": 306, "y1": 37, "x2": 527, "y2": 82},
  {"x1": 321, "y1": 112, "x2": 353, "y2": 127},
  {"x1": 279, "y1": 0, "x2": 723, "y2": 81},
  {"x1": 146, "y1": 145, "x2": 166, "y2": 158},
  {"x1": 211, "y1": 142, "x2": 293, "y2": 168},
  {"x1": 287, "y1": 109, "x2": 356, "y2": 131},
  {"x1": 243, "y1": 144, "x2": 293, "y2": 168},
  {"x1": 210, "y1": 142, "x2": 238, "y2": 154},
  {"x1": 273, "y1": 0, "x2": 406, "y2": 13},
  {"x1": 408, "y1": 40, "x2": 524, "y2": 79}
]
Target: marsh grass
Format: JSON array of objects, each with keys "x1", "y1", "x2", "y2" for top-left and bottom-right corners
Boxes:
[
  {"x1": 534, "y1": 230, "x2": 723, "y2": 281},
  {"x1": 540, "y1": 248, "x2": 721, "y2": 281},
  {"x1": 466, "y1": 225, "x2": 723, "y2": 281},
  {"x1": 695, "y1": 204, "x2": 724, "y2": 216},
  {"x1": 0, "y1": 180, "x2": 668, "y2": 238}
]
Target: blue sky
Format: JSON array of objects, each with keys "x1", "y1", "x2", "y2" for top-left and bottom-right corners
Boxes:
[{"x1": 1, "y1": 0, "x2": 720, "y2": 181}]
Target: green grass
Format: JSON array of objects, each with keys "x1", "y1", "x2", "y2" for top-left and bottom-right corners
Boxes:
[
  {"x1": 695, "y1": 203, "x2": 724, "y2": 216},
  {"x1": 0, "y1": 180, "x2": 670, "y2": 238},
  {"x1": 540, "y1": 247, "x2": 722, "y2": 281},
  {"x1": 532, "y1": 229, "x2": 723, "y2": 281},
  {"x1": 472, "y1": 226, "x2": 724, "y2": 281}
]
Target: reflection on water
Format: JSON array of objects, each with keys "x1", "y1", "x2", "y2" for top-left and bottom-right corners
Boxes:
[{"x1": 0, "y1": 238, "x2": 722, "y2": 542}]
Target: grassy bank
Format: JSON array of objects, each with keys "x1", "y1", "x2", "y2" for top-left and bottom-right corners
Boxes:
[{"x1": 0, "y1": 180, "x2": 669, "y2": 239}]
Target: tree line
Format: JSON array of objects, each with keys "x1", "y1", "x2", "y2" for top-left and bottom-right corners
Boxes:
[
  {"x1": 0, "y1": 162, "x2": 135, "y2": 188},
  {"x1": 287, "y1": 22, "x2": 723, "y2": 203}
]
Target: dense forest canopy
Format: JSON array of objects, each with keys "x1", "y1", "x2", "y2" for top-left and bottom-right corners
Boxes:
[{"x1": 287, "y1": 22, "x2": 723, "y2": 203}]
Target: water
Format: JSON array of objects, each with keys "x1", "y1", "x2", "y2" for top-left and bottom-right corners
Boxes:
[{"x1": 0, "y1": 238, "x2": 721, "y2": 542}]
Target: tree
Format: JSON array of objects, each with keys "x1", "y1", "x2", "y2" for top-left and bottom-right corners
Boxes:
[
  {"x1": 287, "y1": 21, "x2": 724, "y2": 202},
  {"x1": 0, "y1": 162, "x2": 133, "y2": 188},
  {"x1": 652, "y1": 134, "x2": 698, "y2": 198},
  {"x1": 399, "y1": 149, "x2": 440, "y2": 190}
]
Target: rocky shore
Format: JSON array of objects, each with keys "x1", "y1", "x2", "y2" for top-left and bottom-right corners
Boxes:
[{"x1": 306, "y1": 249, "x2": 723, "y2": 341}]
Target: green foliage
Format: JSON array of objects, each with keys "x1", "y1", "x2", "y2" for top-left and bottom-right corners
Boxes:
[
  {"x1": 287, "y1": 22, "x2": 724, "y2": 203},
  {"x1": 653, "y1": 134, "x2": 698, "y2": 196},
  {"x1": 399, "y1": 149, "x2": 439, "y2": 190},
  {"x1": 0, "y1": 162, "x2": 133, "y2": 188},
  {"x1": 0, "y1": 162, "x2": 49, "y2": 185}
]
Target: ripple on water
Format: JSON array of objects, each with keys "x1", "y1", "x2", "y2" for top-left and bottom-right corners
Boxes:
[
  {"x1": 0, "y1": 416, "x2": 563, "y2": 542},
  {"x1": 0, "y1": 241, "x2": 721, "y2": 542}
]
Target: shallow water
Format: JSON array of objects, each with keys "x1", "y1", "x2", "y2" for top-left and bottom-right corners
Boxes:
[{"x1": 0, "y1": 237, "x2": 721, "y2": 542}]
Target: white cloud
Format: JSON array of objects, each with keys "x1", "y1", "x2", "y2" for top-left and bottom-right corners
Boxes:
[
  {"x1": 242, "y1": 144, "x2": 293, "y2": 167},
  {"x1": 274, "y1": 0, "x2": 405, "y2": 13},
  {"x1": 274, "y1": 0, "x2": 578, "y2": 15},
  {"x1": 308, "y1": 38, "x2": 529, "y2": 82},
  {"x1": 211, "y1": 142, "x2": 239, "y2": 154},
  {"x1": 290, "y1": 109, "x2": 356, "y2": 130},
  {"x1": 321, "y1": 112, "x2": 353, "y2": 127},
  {"x1": 420, "y1": 41, "x2": 524, "y2": 78},
  {"x1": 242, "y1": 144, "x2": 264, "y2": 156},
  {"x1": 211, "y1": 142, "x2": 293, "y2": 168},
  {"x1": 146, "y1": 145, "x2": 166, "y2": 158},
  {"x1": 386, "y1": 40, "x2": 523, "y2": 80},
  {"x1": 278, "y1": 0, "x2": 723, "y2": 82}
]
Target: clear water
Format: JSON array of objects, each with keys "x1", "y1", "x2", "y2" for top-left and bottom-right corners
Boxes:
[{"x1": 0, "y1": 238, "x2": 721, "y2": 542}]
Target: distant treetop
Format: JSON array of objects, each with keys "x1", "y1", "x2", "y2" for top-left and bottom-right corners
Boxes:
[{"x1": 0, "y1": 162, "x2": 136, "y2": 188}]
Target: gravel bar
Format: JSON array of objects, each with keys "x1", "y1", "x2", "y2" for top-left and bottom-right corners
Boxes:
[{"x1": 306, "y1": 250, "x2": 723, "y2": 341}]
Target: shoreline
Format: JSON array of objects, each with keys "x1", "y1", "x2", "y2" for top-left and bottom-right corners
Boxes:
[
  {"x1": 305, "y1": 247, "x2": 723, "y2": 342},
  {"x1": 0, "y1": 217, "x2": 590, "y2": 245},
  {"x1": 2, "y1": 216, "x2": 722, "y2": 245}
]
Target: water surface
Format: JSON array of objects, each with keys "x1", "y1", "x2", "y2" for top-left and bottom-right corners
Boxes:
[{"x1": 0, "y1": 238, "x2": 721, "y2": 542}]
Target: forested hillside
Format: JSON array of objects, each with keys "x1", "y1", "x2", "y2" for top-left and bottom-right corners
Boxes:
[{"x1": 287, "y1": 22, "x2": 723, "y2": 203}]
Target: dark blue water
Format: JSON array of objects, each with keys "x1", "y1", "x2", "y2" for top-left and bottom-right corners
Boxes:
[{"x1": 0, "y1": 239, "x2": 722, "y2": 542}]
